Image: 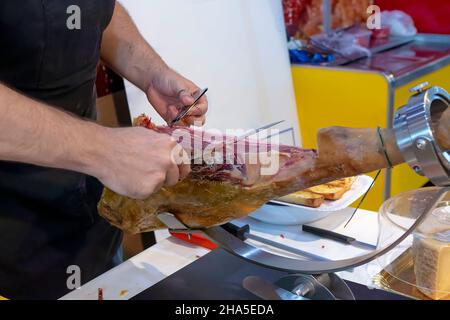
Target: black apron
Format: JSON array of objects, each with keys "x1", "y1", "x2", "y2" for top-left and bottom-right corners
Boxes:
[{"x1": 0, "y1": 0, "x2": 122, "y2": 299}]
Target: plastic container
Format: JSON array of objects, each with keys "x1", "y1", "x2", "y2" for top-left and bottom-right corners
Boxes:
[{"x1": 376, "y1": 188, "x2": 450, "y2": 300}]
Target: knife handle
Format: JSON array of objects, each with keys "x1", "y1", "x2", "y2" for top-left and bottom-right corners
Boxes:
[
  {"x1": 222, "y1": 223, "x2": 250, "y2": 241},
  {"x1": 302, "y1": 225, "x2": 356, "y2": 244},
  {"x1": 170, "y1": 232, "x2": 218, "y2": 250}
]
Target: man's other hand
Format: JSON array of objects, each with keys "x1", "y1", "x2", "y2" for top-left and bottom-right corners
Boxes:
[
  {"x1": 95, "y1": 127, "x2": 191, "y2": 200},
  {"x1": 146, "y1": 69, "x2": 208, "y2": 127}
]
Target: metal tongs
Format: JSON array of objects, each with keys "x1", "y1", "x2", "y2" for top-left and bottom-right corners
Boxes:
[{"x1": 170, "y1": 88, "x2": 208, "y2": 126}]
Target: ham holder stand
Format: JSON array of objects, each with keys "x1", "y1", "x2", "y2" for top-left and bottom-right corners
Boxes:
[{"x1": 155, "y1": 83, "x2": 450, "y2": 300}]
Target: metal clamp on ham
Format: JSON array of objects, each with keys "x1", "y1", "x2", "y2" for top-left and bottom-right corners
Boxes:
[{"x1": 394, "y1": 83, "x2": 450, "y2": 186}]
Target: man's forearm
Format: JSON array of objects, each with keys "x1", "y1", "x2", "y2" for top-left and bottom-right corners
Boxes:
[
  {"x1": 0, "y1": 84, "x2": 107, "y2": 176},
  {"x1": 100, "y1": 2, "x2": 168, "y2": 92}
]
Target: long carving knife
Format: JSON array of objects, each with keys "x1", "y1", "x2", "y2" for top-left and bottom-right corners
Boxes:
[
  {"x1": 234, "y1": 120, "x2": 285, "y2": 142},
  {"x1": 209, "y1": 120, "x2": 285, "y2": 150},
  {"x1": 302, "y1": 225, "x2": 377, "y2": 251},
  {"x1": 222, "y1": 223, "x2": 330, "y2": 261}
]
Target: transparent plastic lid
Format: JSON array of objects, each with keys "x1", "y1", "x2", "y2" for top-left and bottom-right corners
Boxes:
[{"x1": 377, "y1": 187, "x2": 450, "y2": 300}]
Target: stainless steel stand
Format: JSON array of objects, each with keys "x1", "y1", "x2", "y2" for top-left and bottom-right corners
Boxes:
[{"x1": 156, "y1": 85, "x2": 449, "y2": 300}]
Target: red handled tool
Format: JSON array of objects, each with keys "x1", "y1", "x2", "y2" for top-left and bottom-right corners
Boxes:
[{"x1": 170, "y1": 231, "x2": 218, "y2": 250}]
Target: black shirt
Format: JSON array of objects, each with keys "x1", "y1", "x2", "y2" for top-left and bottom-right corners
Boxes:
[{"x1": 0, "y1": 0, "x2": 122, "y2": 299}]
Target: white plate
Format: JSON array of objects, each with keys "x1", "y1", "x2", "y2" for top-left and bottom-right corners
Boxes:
[{"x1": 249, "y1": 175, "x2": 374, "y2": 225}]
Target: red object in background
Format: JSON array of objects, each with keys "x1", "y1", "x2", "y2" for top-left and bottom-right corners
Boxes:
[
  {"x1": 96, "y1": 64, "x2": 125, "y2": 98},
  {"x1": 372, "y1": 26, "x2": 391, "y2": 39},
  {"x1": 283, "y1": 0, "x2": 308, "y2": 37},
  {"x1": 375, "y1": 0, "x2": 450, "y2": 34}
]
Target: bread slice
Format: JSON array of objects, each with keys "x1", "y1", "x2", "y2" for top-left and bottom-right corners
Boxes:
[
  {"x1": 306, "y1": 185, "x2": 348, "y2": 200},
  {"x1": 277, "y1": 177, "x2": 357, "y2": 208},
  {"x1": 324, "y1": 177, "x2": 357, "y2": 189},
  {"x1": 277, "y1": 191, "x2": 325, "y2": 208},
  {"x1": 306, "y1": 177, "x2": 356, "y2": 200}
]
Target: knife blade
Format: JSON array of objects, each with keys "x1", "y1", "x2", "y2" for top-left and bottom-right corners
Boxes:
[
  {"x1": 235, "y1": 120, "x2": 285, "y2": 141},
  {"x1": 209, "y1": 120, "x2": 285, "y2": 150}
]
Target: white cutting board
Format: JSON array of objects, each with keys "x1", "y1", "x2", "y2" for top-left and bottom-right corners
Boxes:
[{"x1": 119, "y1": 0, "x2": 301, "y2": 146}]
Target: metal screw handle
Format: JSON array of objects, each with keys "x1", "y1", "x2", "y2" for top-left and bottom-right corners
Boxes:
[{"x1": 409, "y1": 81, "x2": 429, "y2": 94}]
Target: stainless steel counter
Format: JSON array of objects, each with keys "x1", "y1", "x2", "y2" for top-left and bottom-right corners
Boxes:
[
  {"x1": 294, "y1": 34, "x2": 450, "y2": 89},
  {"x1": 346, "y1": 34, "x2": 450, "y2": 87}
]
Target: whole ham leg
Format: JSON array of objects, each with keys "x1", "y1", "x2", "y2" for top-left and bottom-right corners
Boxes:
[{"x1": 98, "y1": 112, "x2": 449, "y2": 234}]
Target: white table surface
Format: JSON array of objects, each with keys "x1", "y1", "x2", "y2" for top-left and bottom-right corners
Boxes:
[{"x1": 61, "y1": 208, "x2": 405, "y2": 300}]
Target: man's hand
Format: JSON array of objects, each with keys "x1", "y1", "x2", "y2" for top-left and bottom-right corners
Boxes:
[
  {"x1": 146, "y1": 69, "x2": 208, "y2": 126},
  {"x1": 95, "y1": 127, "x2": 191, "y2": 200}
]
